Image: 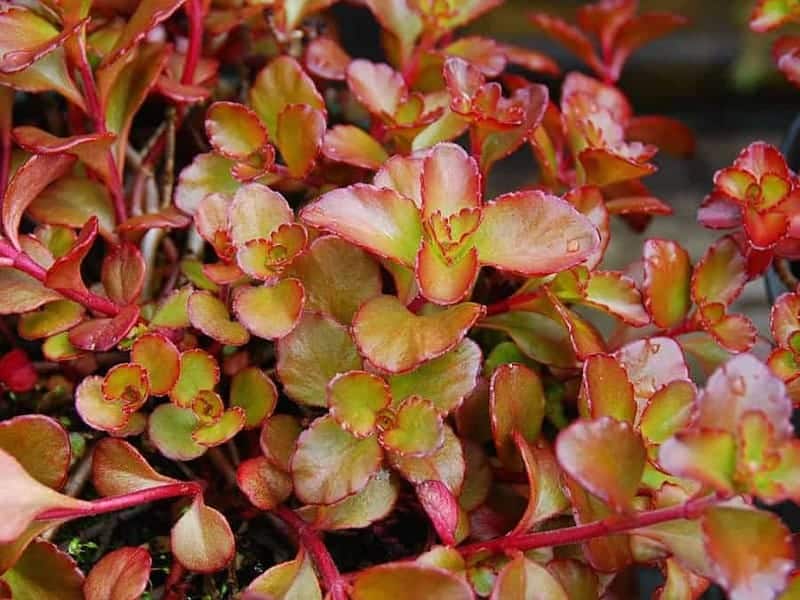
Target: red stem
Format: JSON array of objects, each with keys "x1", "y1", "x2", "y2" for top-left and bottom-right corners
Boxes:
[
  {"x1": 37, "y1": 482, "x2": 202, "y2": 521},
  {"x1": 75, "y1": 45, "x2": 127, "y2": 224},
  {"x1": 458, "y1": 494, "x2": 719, "y2": 557},
  {"x1": 0, "y1": 239, "x2": 120, "y2": 316},
  {"x1": 0, "y1": 108, "x2": 10, "y2": 198},
  {"x1": 182, "y1": 0, "x2": 204, "y2": 86},
  {"x1": 484, "y1": 288, "x2": 546, "y2": 316},
  {"x1": 272, "y1": 505, "x2": 348, "y2": 600}
]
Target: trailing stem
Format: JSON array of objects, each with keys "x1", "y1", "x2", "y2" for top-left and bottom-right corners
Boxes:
[
  {"x1": 272, "y1": 505, "x2": 348, "y2": 600},
  {"x1": 458, "y1": 494, "x2": 719, "y2": 557}
]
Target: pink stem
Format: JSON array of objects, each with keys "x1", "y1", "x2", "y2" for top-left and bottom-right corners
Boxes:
[
  {"x1": 484, "y1": 288, "x2": 546, "y2": 316},
  {"x1": 458, "y1": 494, "x2": 719, "y2": 557},
  {"x1": 75, "y1": 43, "x2": 127, "y2": 224},
  {"x1": 37, "y1": 482, "x2": 202, "y2": 521},
  {"x1": 182, "y1": 0, "x2": 204, "y2": 86},
  {"x1": 272, "y1": 505, "x2": 348, "y2": 600},
  {"x1": 0, "y1": 239, "x2": 120, "y2": 316}
]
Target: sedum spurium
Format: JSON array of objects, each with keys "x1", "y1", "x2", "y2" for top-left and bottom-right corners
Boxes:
[{"x1": 0, "y1": 0, "x2": 798, "y2": 598}]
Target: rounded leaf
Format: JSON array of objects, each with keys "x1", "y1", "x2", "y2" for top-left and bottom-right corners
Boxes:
[
  {"x1": 2, "y1": 539, "x2": 83, "y2": 600},
  {"x1": 380, "y1": 397, "x2": 444, "y2": 456},
  {"x1": 230, "y1": 367, "x2": 278, "y2": 429},
  {"x1": 352, "y1": 563, "x2": 474, "y2": 600},
  {"x1": 643, "y1": 239, "x2": 691, "y2": 329},
  {"x1": 490, "y1": 363, "x2": 546, "y2": 467},
  {"x1": 323, "y1": 125, "x2": 389, "y2": 169},
  {"x1": 0, "y1": 415, "x2": 70, "y2": 490},
  {"x1": 491, "y1": 554, "x2": 568, "y2": 600},
  {"x1": 148, "y1": 403, "x2": 206, "y2": 461},
  {"x1": 131, "y1": 333, "x2": 180, "y2": 396},
  {"x1": 101, "y1": 243, "x2": 145, "y2": 306},
  {"x1": 387, "y1": 425, "x2": 465, "y2": 494},
  {"x1": 233, "y1": 278, "x2": 305, "y2": 340},
  {"x1": 245, "y1": 549, "x2": 322, "y2": 600},
  {"x1": 260, "y1": 414, "x2": 302, "y2": 472},
  {"x1": 170, "y1": 349, "x2": 220, "y2": 408},
  {"x1": 276, "y1": 104, "x2": 325, "y2": 178},
  {"x1": 84, "y1": 546, "x2": 151, "y2": 600},
  {"x1": 75, "y1": 376, "x2": 130, "y2": 433},
  {"x1": 237, "y1": 456, "x2": 292, "y2": 510},
  {"x1": 171, "y1": 497, "x2": 235, "y2": 573},
  {"x1": 328, "y1": 371, "x2": 392, "y2": 438},
  {"x1": 205, "y1": 101, "x2": 267, "y2": 159},
  {"x1": 17, "y1": 300, "x2": 83, "y2": 340}
]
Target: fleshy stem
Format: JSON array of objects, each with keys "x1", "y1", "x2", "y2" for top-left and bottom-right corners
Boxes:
[
  {"x1": 0, "y1": 239, "x2": 120, "y2": 316},
  {"x1": 458, "y1": 493, "x2": 719, "y2": 557},
  {"x1": 74, "y1": 40, "x2": 127, "y2": 225},
  {"x1": 484, "y1": 288, "x2": 546, "y2": 316},
  {"x1": 37, "y1": 481, "x2": 202, "y2": 521},
  {"x1": 272, "y1": 505, "x2": 348, "y2": 600}
]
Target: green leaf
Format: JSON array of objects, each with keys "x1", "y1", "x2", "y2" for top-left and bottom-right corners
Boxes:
[
  {"x1": 245, "y1": 549, "x2": 322, "y2": 600},
  {"x1": 387, "y1": 425, "x2": 465, "y2": 494},
  {"x1": 236, "y1": 456, "x2": 292, "y2": 510},
  {"x1": 18, "y1": 300, "x2": 82, "y2": 340},
  {"x1": 352, "y1": 563, "x2": 474, "y2": 600},
  {"x1": 287, "y1": 235, "x2": 382, "y2": 324},
  {"x1": 0, "y1": 50, "x2": 85, "y2": 109},
  {"x1": 643, "y1": 239, "x2": 691, "y2": 329},
  {"x1": 276, "y1": 313, "x2": 362, "y2": 407},
  {"x1": 380, "y1": 397, "x2": 444, "y2": 456},
  {"x1": 479, "y1": 311, "x2": 575, "y2": 368},
  {"x1": 298, "y1": 470, "x2": 399, "y2": 531},
  {"x1": 301, "y1": 184, "x2": 423, "y2": 266},
  {"x1": 702, "y1": 506, "x2": 794, "y2": 600},
  {"x1": 150, "y1": 287, "x2": 192, "y2": 328},
  {"x1": 291, "y1": 416, "x2": 383, "y2": 504},
  {"x1": 276, "y1": 104, "x2": 325, "y2": 178},
  {"x1": 188, "y1": 290, "x2": 249, "y2": 346},
  {"x1": 512, "y1": 433, "x2": 569, "y2": 535},
  {"x1": 175, "y1": 153, "x2": 239, "y2": 215},
  {"x1": 230, "y1": 367, "x2": 277, "y2": 429},
  {"x1": 490, "y1": 363, "x2": 546, "y2": 467},
  {"x1": 640, "y1": 380, "x2": 695, "y2": 443},
  {"x1": 233, "y1": 278, "x2": 305, "y2": 340},
  {"x1": 147, "y1": 403, "x2": 206, "y2": 461},
  {"x1": 205, "y1": 101, "x2": 268, "y2": 159},
  {"x1": 228, "y1": 183, "x2": 294, "y2": 247},
  {"x1": 28, "y1": 176, "x2": 116, "y2": 240},
  {"x1": 322, "y1": 125, "x2": 389, "y2": 169},
  {"x1": 691, "y1": 236, "x2": 747, "y2": 307},
  {"x1": 170, "y1": 349, "x2": 220, "y2": 408},
  {"x1": 328, "y1": 371, "x2": 392, "y2": 438},
  {"x1": 658, "y1": 429, "x2": 736, "y2": 492},
  {"x1": 0, "y1": 415, "x2": 70, "y2": 490},
  {"x1": 556, "y1": 417, "x2": 645, "y2": 511},
  {"x1": 171, "y1": 497, "x2": 235, "y2": 573},
  {"x1": 249, "y1": 56, "x2": 325, "y2": 139},
  {"x1": 131, "y1": 333, "x2": 180, "y2": 396},
  {"x1": 352, "y1": 296, "x2": 483, "y2": 373},
  {"x1": 490, "y1": 554, "x2": 568, "y2": 600},
  {"x1": 1, "y1": 540, "x2": 83, "y2": 600},
  {"x1": 192, "y1": 407, "x2": 245, "y2": 447},
  {"x1": 388, "y1": 339, "x2": 481, "y2": 415}
]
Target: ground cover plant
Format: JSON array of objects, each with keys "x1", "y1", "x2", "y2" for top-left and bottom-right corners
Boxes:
[{"x1": 1, "y1": 0, "x2": 800, "y2": 597}]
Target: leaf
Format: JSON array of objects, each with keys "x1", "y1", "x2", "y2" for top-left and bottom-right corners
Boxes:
[
  {"x1": 102, "y1": 363, "x2": 149, "y2": 410},
  {"x1": 260, "y1": 415, "x2": 302, "y2": 472},
  {"x1": 148, "y1": 403, "x2": 206, "y2": 461},
  {"x1": 91, "y1": 438, "x2": 178, "y2": 496},
  {"x1": 323, "y1": 125, "x2": 388, "y2": 170},
  {"x1": 236, "y1": 456, "x2": 292, "y2": 510},
  {"x1": 352, "y1": 296, "x2": 483, "y2": 373},
  {"x1": 1, "y1": 540, "x2": 83, "y2": 600},
  {"x1": 13, "y1": 128, "x2": 115, "y2": 185},
  {"x1": 233, "y1": 279, "x2": 305, "y2": 340},
  {"x1": 2, "y1": 153, "x2": 75, "y2": 250},
  {"x1": 489, "y1": 363, "x2": 546, "y2": 467},
  {"x1": 556, "y1": 417, "x2": 646, "y2": 511},
  {"x1": 580, "y1": 354, "x2": 636, "y2": 423},
  {"x1": 643, "y1": 239, "x2": 692, "y2": 329},
  {"x1": 131, "y1": 333, "x2": 180, "y2": 396},
  {"x1": 84, "y1": 546, "x2": 152, "y2": 600},
  {"x1": 691, "y1": 236, "x2": 747, "y2": 307},
  {"x1": 346, "y1": 60, "x2": 406, "y2": 119},
  {"x1": 387, "y1": 425, "x2": 465, "y2": 494},
  {"x1": 301, "y1": 184, "x2": 423, "y2": 266},
  {"x1": 170, "y1": 349, "x2": 220, "y2": 408},
  {"x1": 608, "y1": 13, "x2": 688, "y2": 82},
  {"x1": 0, "y1": 49, "x2": 85, "y2": 109},
  {"x1": 416, "y1": 480, "x2": 459, "y2": 546},
  {"x1": 702, "y1": 506, "x2": 794, "y2": 600},
  {"x1": 276, "y1": 313, "x2": 362, "y2": 407},
  {"x1": 230, "y1": 367, "x2": 277, "y2": 429},
  {"x1": 205, "y1": 101, "x2": 268, "y2": 159},
  {"x1": 694, "y1": 353, "x2": 793, "y2": 437},
  {"x1": 288, "y1": 236, "x2": 382, "y2": 324},
  {"x1": 0, "y1": 268, "x2": 64, "y2": 315},
  {"x1": 291, "y1": 416, "x2": 383, "y2": 504},
  {"x1": 18, "y1": 299, "x2": 83, "y2": 340},
  {"x1": 191, "y1": 406, "x2": 245, "y2": 447},
  {"x1": 479, "y1": 310, "x2": 576, "y2": 368},
  {"x1": 0, "y1": 6, "x2": 76, "y2": 73},
  {"x1": 150, "y1": 287, "x2": 192, "y2": 328},
  {"x1": 626, "y1": 116, "x2": 695, "y2": 159},
  {"x1": 101, "y1": 0, "x2": 185, "y2": 66},
  {"x1": 474, "y1": 190, "x2": 599, "y2": 276},
  {"x1": 658, "y1": 430, "x2": 737, "y2": 492},
  {"x1": 490, "y1": 554, "x2": 568, "y2": 600},
  {"x1": 227, "y1": 183, "x2": 294, "y2": 246},
  {"x1": 249, "y1": 56, "x2": 325, "y2": 139},
  {"x1": 547, "y1": 560, "x2": 600, "y2": 600},
  {"x1": 0, "y1": 449, "x2": 89, "y2": 544},
  {"x1": 187, "y1": 290, "x2": 250, "y2": 346},
  {"x1": 388, "y1": 339, "x2": 481, "y2": 415},
  {"x1": 416, "y1": 240, "x2": 480, "y2": 305},
  {"x1": 245, "y1": 549, "x2": 322, "y2": 600},
  {"x1": 175, "y1": 153, "x2": 239, "y2": 215},
  {"x1": 512, "y1": 434, "x2": 569, "y2": 535},
  {"x1": 351, "y1": 563, "x2": 474, "y2": 600},
  {"x1": 277, "y1": 104, "x2": 325, "y2": 178},
  {"x1": 0, "y1": 415, "x2": 70, "y2": 490},
  {"x1": 305, "y1": 36, "x2": 351, "y2": 80},
  {"x1": 299, "y1": 470, "x2": 399, "y2": 531},
  {"x1": 117, "y1": 206, "x2": 191, "y2": 232},
  {"x1": 640, "y1": 380, "x2": 695, "y2": 443},
  {"x1": 529, "y1": 13, "x2": 602, "y2": 74},
  {"x1": 380, "y1": 397, "x2": 444, "y2": 456},
  {"x1": 75, "y1": 376, "x2": 131, "y2": 433},
  {"x1": 102, "y1": 243, "x2": 145, "y2": 305},
  {"x1": 171, "y1": 496, "x2": 235, "y2": 573},
  {"x1": 328, "y1": 371, "x2": 392, "y2": 438}
]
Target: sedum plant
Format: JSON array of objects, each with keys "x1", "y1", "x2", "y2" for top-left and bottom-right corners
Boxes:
[{"x1": 0, "y1": 0, "x2": 799, "y2": 597}]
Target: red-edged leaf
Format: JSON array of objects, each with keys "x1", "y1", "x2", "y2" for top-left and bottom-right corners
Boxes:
[
  {"x1": 489, "y1": 363, "x2": 545, "y2": 466},
  {"x1": 1, "y1": 539, "x2": 84, "y2": 600},
  {"x1": 0, "y1": 415, "x2": 70, "y2": 490},
  {"x1": 236, "y1": 456, "x2": 292, "y2": 510},
  {"x1": 556, "y1": 417, "x2": 645, "y2": 512},
  {"x1": 205, "y1": 101, "x2": 268, "y2": 160},
  {"x1": 346, "y1": 59, "x2": 406, "y2": 119},
  {"x1": 117, "y1": 206, "x2": 191, "y2": 232},
  {"x1": 658, "y1": 429, "x2": 737, "y2": 492},
  {"x1": 625, "y1": 116, "x2": 695, "y2": 158},
  {"x1": 45, "y1": 217, "x2": 98, "y2": 299},
  {"x1": 102, "y1": 243, "x2": 145, "y2": 305},
  {"x1": 68, "y1": 304, "x2": 140, "y2": 352},
  {"x1": 276, "y1": 104, "x2": 326, "y2": 178},
  {"x1": 84, "y1": 546, "x2": 152, "y2": 600},
  {"x1": 91, "y1": 438, "x2": 178, "y2": 497},
  {"x1": 692, "y1": 236, "x2": 747, "y2": 307},
  {"x1": 323, "y1": 125, "x2": 389, "y2": 170},
  {"x1": 188, "y1": 290, "x2": 249, "y2": 346},
  {"x1": 2, "y1": 153, "x2": 76, "y2": 250},
  {"x1": 12, "y1": 127, "x2": 115, "y2": 182},
  {"x1": 351, "y1": 563, "x2": 474, "y2": 600},
  {"x1": 581, "y1": 354, "x2": 636, "y2": 423},
  {"x1": 171, "y1": 496, "x2": 235, "y2": 573},
  {"x1": 328, "y1": 370, "x2": 391, "y2": 438},
  {"x1": 233, "y1": 279, "x2": 305, "y2": 340},
  {"x1": 305, "y1": 36, "x2": 351, "y2": 80},
  {"x1": 529, "y1": 13, "x2": 603, "y2": 75},
  {"x1": 101, "y1": 0, "x2": 186, "y2": 66},
  {"x1": 491, "y1": 554, "x2": 568, "y2": 600},
  {"x1": 643, "y1": 239, "x2": 692, "y2": 328},
  {"x1": 474, "y1": 190, "x2": 599, "y2": 276},
  {"x1": 421, "y1": 143, "x2": 481, "y2": 219},
  {"x1": 131, "y1": 333, "x2": 180, "y2": 396},
  {"x1": 607, "y1": 13, "x2": 688, "y2": 82},
  {"x1": 416, "y1": 480, "x2": 459, "y2": 546},
  {"x1": 352, "y1": 296, "x2": 483, "y2": 374},
  {"x1": 579, "y1": 148, "x2": 657, "y2": 187}
]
